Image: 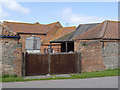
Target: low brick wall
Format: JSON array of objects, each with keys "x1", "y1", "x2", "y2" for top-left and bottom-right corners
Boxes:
[
  {"x1": 75, "y1": 40, "x2": 105, "y2": 72},
  {"x1": 0, "y1": 38, "x2": 22, "y2": 76}
]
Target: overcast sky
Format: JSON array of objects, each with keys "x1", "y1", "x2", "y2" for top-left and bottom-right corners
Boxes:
[{"x1": 0, "y1": 1, "x2": 118, "y2": 27}]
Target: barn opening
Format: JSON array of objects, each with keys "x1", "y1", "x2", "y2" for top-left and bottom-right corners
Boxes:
[
  {"x1": 50, "y1": 41, "x2": 74, "y2": 53},
  {"x1": 61, "y1": 42, "x2": 74, "y2": 52}
]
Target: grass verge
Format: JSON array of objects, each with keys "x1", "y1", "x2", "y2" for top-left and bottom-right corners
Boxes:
[{"x1": 1, "y1": 69, "x2": 119, "y2": 82}]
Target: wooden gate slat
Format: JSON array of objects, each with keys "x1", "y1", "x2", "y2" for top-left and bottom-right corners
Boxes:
[
  {"x1": 26, "y1": 53, "x2": 48, "y2": 76},
  {"x1": 26, "y1": 53, "x2": 80, "y2": 76}
]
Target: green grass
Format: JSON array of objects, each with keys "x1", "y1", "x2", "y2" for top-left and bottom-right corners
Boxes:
[{"x1": 1, "y1": 69, "x2": 119, "y2": 82}]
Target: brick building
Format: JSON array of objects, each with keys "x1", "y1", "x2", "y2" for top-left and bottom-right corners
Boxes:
[
  {"x1": 74, "y1": 20, "x2": 119, "y2": 72},
  {"x1": 3, "y1": 21, "x2": 76, "y2": 53},
  {"x1": 0, "y1": 23, "x2": 22, "y2": 76},
  {"x1": 44, "y1": 26, "x2": 76, "y2": 53},
  {"x1": 50, "y1": 20, "x2": 119, "y2": 72},
  {"x1": 50, "y1": 23, "x2": 99, "y2": 52}
]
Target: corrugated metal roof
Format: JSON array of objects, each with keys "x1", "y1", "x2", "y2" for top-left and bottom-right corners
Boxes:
[{"x1": 51, "y1": 23, "x2": 99, "y2": 42}]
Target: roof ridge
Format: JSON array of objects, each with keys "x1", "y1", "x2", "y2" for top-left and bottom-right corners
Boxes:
[
  {"x1": 99, "y1": 20, "x2": 108, "y2": 38},
  {"x1": 3, "y1": 21, "x2": 60, "y2": 26},
  {"x1": 42, "y1": 23, "x2": 62, "y2": 43},
  {"x1": 46, "y1": 22, "x2": 56, "y2": 34},
  {"x1": 3, "y1": 21, "x2": 47, "y2": 26},
  {"x1": 47, "y1": 21, "x2": 60, "y2": 25},
  {"x1": 46, "y1": 21, "x2": 63, "y2": 34},
  {"x1": 51, "y1": 31, "x2": 74, "y2": 42},
  {"x1": 56, "y1": 27, "x2": 76, "y2": 38},
  {"x1": 44, "y1": 28, "x2": 62, "y2": 43},
  {"x1": 71, "y1": 25, "x2": 81, "y2": 39},
  {"x1": 63, "y1": 26, "x2": 76, "y2": 28},
  {"x1": 107, "y1": 20, "x2": 120, "y2": 23},
  {"x1": 49, "y1": 28, "x2": 64, "y2": 41},
  {"x1": 3, "y1": 21, "x2": 35, "y2": 25},
  {"x1": 79, "y1": 23, "x2": 100, "y2": 25}
]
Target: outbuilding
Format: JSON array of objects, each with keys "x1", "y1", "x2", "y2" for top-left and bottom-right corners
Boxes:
[
  {"x1": 74, "y1": 20, "x2": 119, "y2": 72},
  {"x1": 0, "y1": 23, "x2": 22, "y2": 76},
  {"x1": 50, "y1": 23, "x2": 99, "y2": 52}
]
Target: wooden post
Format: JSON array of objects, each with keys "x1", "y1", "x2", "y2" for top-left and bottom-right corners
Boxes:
[
  {"x1": 76, "y1": 52, "x2": 81, "y2": 73},
  {"x1": 50, "y1": 43, "x2": 52, "y2": 53},
  {"x1": 65, "y1": 42, "x2": 68, "y2": 52},
  {"x1": 48, "y1": 53, "x2": 51, "y2": 75},
  {"x1": 22, "y1": 51, "x2": 27, "y2": 77},
  {"x1": 57, "y1": 45, "x2": 59, "y2": 53},
  {"x1": 78, "y1": 52, "x2": 81, "y2": 73}
]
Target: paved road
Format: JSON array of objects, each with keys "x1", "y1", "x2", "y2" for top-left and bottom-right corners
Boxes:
[{"x1": 2, "y1": 76, "x2": 118, "y2": 88}]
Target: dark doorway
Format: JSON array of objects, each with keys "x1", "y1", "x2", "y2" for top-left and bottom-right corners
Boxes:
[
  {"x1": 61, "y1": 43, "x2": 66, "y2": 52},
  {"x1": 61, "y1": 42, "x2": 74, "y2": 52},
  {"x1": 68, "y1": 42, "x2": 74, "y2": 52}
]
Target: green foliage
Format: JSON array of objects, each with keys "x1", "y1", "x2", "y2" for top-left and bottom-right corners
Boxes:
[
  {"x1": 81, "y1": 43, "x2": 86, "y2": 46},
  {"x1": 2, "y1": 74, "x2": 18, "y2": 78},
  {"x1": 12, "y1": 74, "x2": 17, "y2": 77},
  {"x1": 2, "y1": 74, "x2": 10, "y2": 78},
  {"x1": 51, "y1": 74, "x2": 56, "y2": 78},
  {"x1": 1, "y1": 69, "x2": 119, "y2": 82}
]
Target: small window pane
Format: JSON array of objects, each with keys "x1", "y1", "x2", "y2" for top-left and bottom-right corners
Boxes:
[
  {"x1": 25, "y1": 38, "x2": 34, "y2": 50},
  {"x1": 25, "y1": 36, "x2": 41, "y2": 50}
]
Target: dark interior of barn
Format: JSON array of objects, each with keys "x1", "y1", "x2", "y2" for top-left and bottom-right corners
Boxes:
[{"x1": 61, "y1": 42, "x2": 74, "y2": 52}]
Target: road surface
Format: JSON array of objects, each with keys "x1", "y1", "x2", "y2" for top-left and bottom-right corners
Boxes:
[{"x1": 2, "y1": 76, "x2": 118, "y2": 88}]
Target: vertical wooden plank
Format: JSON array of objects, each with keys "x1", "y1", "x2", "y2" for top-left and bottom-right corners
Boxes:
[
  {"x1": 66, "y1": 42, "x2": 68, "y2": 52},
  {"x1": 25, "y1": 52, "x2": 27, "y2": 76},
  {"x1": 50, "y1": 53, "x2": 78, "y2": 74},
  {"x1": 22, "y1": 52, "x2": 26, "y2": 77},
  {"x1": 75, "y1": 52, "x2": 78, "y2": 73},
  {"x1": 48, "y1": 53, "x2": 51, "y2": 75},
  {"x1": 26, "y1": 53, "x2": 49, "y2": 76},
  {"x1": 25, "y1": 52, "x2": 80, "y2": 76}
]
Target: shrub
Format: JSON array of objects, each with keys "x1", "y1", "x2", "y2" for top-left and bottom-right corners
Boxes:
[
  {"x1": 2, "y1": 74, "x2": 9, "y2": 78},
  {"x1": 12, "y1": 74, "x2": 17, "y2": 77},
  {"x1": 2, "y1": 74, "x2": 17, "y2": 78}
]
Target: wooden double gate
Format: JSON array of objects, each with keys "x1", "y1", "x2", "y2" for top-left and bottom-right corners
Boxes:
[{"x1": 24, "y1": 52, "x2": 81, "y2": 76}]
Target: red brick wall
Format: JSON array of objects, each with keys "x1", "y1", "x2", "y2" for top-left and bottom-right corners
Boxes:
[
  {"x1": 18, "y1": 23, "x2": 62, "y2": 53},
  {"x1": 41, "y1": 44, "x2": 61, "y2": 53},
  {"x1": 74, "y1": 40, "x2": 105, "y2": 72},
  {"x1": 19, "y1": 34, "x2": 46, "y2": 52},
  {"x1": 14, "y1": 44, "x2": 22, "y2": 76}
]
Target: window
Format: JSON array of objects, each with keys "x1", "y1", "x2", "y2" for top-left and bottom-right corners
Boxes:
[
  {"x1": 81, "y1": 42, "x2": 86, "y2": 46},
  {"x1": 25, "y1": 36, "x2": 41, "y2": 50}
]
